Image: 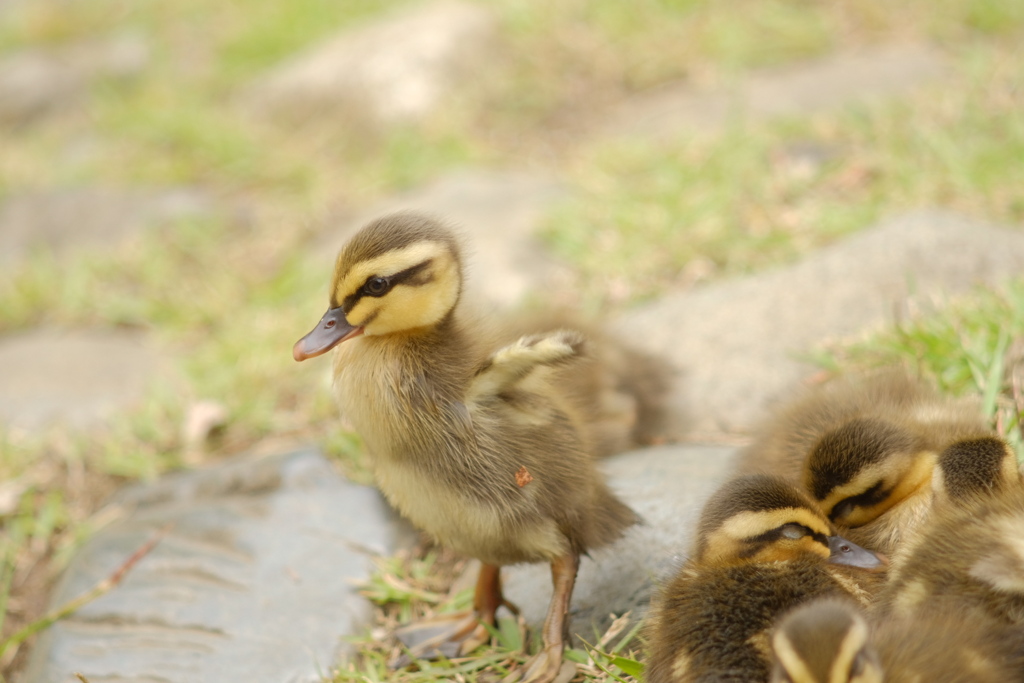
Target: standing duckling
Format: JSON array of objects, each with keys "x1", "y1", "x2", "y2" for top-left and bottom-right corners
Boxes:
[
  {"x1": 293, "y1": 212, "x2": 643, "y2": 683},
  {"x1": 644, "y1": 474, "x2": 885, "y2": 683},
  {"x1": 771, "y1": 598, "x2": 1024, "y2": 683},
  {"x1": 737, "y1": 369, "x2": 1005, "y2": 557}
]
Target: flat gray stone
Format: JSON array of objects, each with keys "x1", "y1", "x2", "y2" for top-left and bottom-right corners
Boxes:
[
  {"x1": 503, "y1": 444, "x2": 737, "y2": 638},
  {"x1": 0, "y1": 329, "x2": 166, "y2": 431},
  {"x1": 619, "y1": 211, "x2": 1024, "y2": 437},
  {"x1": 24, "y1": 448, "x2": 417, "y2": 683},
  {"x1": 0, "y1": 187, "x2": 212, "y2": 267},
  {"x1": 0, "y1": 34, "x2": 149, "y2": 126},
  {"x1": 602, "y1": 43, "x2": 946, "y2": 139},
  {"x1": 312, "y1": 169, "x2": 568, "y2": 306},
  {"x1": 245, "y1": 1, "x2": 497, "y2": 125}
]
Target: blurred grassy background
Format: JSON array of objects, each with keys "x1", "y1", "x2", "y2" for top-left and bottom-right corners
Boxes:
[{"x1": 0, "y1": 0, "x2": 1022, "y2": 679}]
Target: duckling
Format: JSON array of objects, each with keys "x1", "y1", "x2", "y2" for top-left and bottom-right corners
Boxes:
[
  {"x1": 644, "y1": 474, "x2": 885, "y2": 683},
  {"x1": 495, "y1": 309, "x2": 672, "y2": 456},
  {"x1": 931, "y1": 433, "x2": 1021, "y2": 507},
  {"x1": 770, "y1": 599, "x2": 881, "y2": 683},
  {"x1": 737, "y1": 369, "x2": 1003, "y2": 557},
  {"x1": 293, "y1": 212, "x2": 648, "y2": 683},
  {"x1": 770, "y1": 598, "x2": 1024, "y2": 683},
  {"x1": 875, "y1": 483, "x2": 1024, "y2": 628}
]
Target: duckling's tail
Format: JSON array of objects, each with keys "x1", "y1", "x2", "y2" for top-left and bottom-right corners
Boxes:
[
  {"x1": 572, "y1": 482, "x2": 643, "y2": 555},
  {"x1": 499, "y1": 310, "x2": 675, "y2": 456},
  {"x1": 572, "y1": 332, "x2": 674, "y2": 457}
]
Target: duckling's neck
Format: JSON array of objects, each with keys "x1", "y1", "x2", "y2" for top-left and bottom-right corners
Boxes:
[{"x1": 332, "y1": 309, "x2": 478, "y2": 458}]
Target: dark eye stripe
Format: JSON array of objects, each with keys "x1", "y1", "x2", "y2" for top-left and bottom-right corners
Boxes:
[
  {"x1": 828, "y1": 480, "x2": 889, "y2": 521},
  {"x1": 741, "y1": 524, "x2": 829, "y2": 555},
  {"x1": 341, "y1": 259, "x2": 433, "y2": 311}
]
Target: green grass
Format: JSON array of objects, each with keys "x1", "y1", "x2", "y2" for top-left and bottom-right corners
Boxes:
[
  {"x1": 334, "y1": 550, "x2": 644, "y2": 683},
  {"x1": 541, "y1": 40, "x2": 1024, "y2": 307},
  {"x1": 1, "y1": 0, "x2": 1023, "y2": 679},
  {"x1": 816, "y1": 279, "x2": 1024, "y2": 458}
]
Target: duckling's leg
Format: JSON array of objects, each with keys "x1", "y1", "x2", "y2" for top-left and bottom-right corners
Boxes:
[
  {"x1": 458, "y1": 562, "x2": 521, "y2": 654},
  {"x1": 394, "y1": 562, "x2": 518, "y2": 664},
  {"x1": 513, "y1": 552, "x2": 579, "y2": 683}
]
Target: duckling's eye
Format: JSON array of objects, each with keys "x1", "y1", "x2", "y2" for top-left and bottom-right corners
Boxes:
[
  {"x1": 832, "y1": 499, "x2": 856, "y2": 521},
  {"x1": 850, "y1": 651, "x2": 867, "y2": 677},
  {"x1": 364, "y1": 277, "x2": 391, "y2": 296},
  {"x1": 780, "y1": 523, "x2": 806, "y2": 540}
]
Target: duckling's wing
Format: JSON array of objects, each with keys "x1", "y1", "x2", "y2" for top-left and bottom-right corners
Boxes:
[{"x1": 467, "y1": 330, "x2": 584, "y2": 402}]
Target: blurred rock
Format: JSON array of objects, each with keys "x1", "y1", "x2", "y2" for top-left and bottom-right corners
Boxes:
[
  {"x1": 24, "y1": 448, "x2": 417, "y2": 683},
  {"x1": 0, "y1": 329, "x2": 166, "y2": 431},
  {"x1": 0, "y1": 186, "x2": 212, "y2": 267},
  {"x1": 503, "y1": 444, "x2": 738, "y2": 638},
  {"x1": 619, "y1": 211, "x2": 1024, "y2": 437},
  {"x1": 0, "y1": 476, "x2": 29, "y2": 516},
  {"x1": 245, "y1": 1, "x2": 497, "y2": 125},
  {"x1": 312, "y1": 169, "x2": 568, "y2": 306},
  {"x1": 603, "y1": 43, "x2": 946, "y2": 139},
  {"x1": 0, "y1": 33, "x2": 149, "y2": 126},
  {"x1": 0, "y1": 0, "x2": 22, "y2": 17},
  {"x1": 182, "y1": 400, "x2": 229, "y2": 463}
]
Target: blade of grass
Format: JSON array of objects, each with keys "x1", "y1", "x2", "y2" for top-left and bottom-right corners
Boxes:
[
  {"x1": 0, "y1": 525, "x2": 167, "y2": 661},
  {"x1": 981, "y1": 327, "x2": 1010, "y2": 419},
  {"x1": 579, "y1": 639, "x2": 638, "y2": 683},
  {"x1": 0, "y1": 524, "x2": 25, "y2": 640}
]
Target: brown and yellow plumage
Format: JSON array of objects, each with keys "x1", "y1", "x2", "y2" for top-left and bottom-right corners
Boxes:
[{"x1": 294, "y1": 211, "x2": 660, "y2": 682}]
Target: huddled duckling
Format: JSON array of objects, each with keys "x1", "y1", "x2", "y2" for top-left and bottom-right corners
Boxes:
[
  {"x1": 771, "y1": 598, "x2": 1024, "y2": 683},
  {"x1": 931, "y1": 432, "x2": 1021, "y2": 507},
  {"x1": 876, "y1": 484, "x2": 1024, "y2": 627},
  {"x1": 738, "y1": 369, "x2": 1004, "y2": 557},
  {"x1": 293, "y1": 212, "x2": 662, "y2": 683},
  {"x1": 644, "y1": 474, "x2": 885, "y2": 683}
]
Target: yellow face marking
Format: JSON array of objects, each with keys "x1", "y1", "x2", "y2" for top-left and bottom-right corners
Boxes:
[
  {"x1": 772, "y1": 631, "x2": 819, "y2": 683},
  {"x1": 702, "y1": 508, "x2": 832, "y2": 564},
  {"x1": 828, "y1": 618, "x2": 868, "y2": 683},
  {"x1": 335, "y1": 241, "x2": 448, "y2": 296},
  {"x1": 773, "y1": 616, "x2": 876, "y2": 683},
  {"x1": 332, "y1": 241, "x2": 460, "y2": 335},
  {"x1": 819, "y1": 452, "x2": 937, "y2": 527},
  {"x1": 720, "y1": 508, "x2": 831, "y2": 540}
]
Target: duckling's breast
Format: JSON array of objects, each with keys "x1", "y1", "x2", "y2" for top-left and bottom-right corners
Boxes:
[{"x1": 331, "y1": 336, "x2": 571, "y2": 565}]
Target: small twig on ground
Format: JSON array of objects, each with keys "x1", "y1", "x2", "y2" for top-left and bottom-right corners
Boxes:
[
  {"x1": 595, "y1": 613, "x2": 632, "y2": 652},
  {"x1": 75, "y1": 673, "x2": 91, "y2": 683},
  {"x1": 0, "y1": 525, "x2": 169, "y2": 663}
]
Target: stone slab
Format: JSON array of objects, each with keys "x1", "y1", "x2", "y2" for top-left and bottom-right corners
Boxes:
[
  {"x1": 24, "y1": 448, "x2": 417, "y2": 683},
  {"x1": 0, "y1": 329, "x2": 166, "y2": 431},
  {"x1": 245, "y1": 1, "x2": 497, "y2": 125},
  {"x1": 503, "y1": 444, "x2": 738, "y2": 638},
  {"x1": 602, "y1": 43, "x2": 946, "y2": 139},
  {"x1": 0, "y1": 34, "x2": 149, "y2": 126},
  {"x1": 312, "y1": 169, "x2": 568, "y2": 306},
  {"x1": 0, "y1": 187, "x2": 211, "y2": 268},
  {"x1": 618, "y1": 211, "x2": 1024, "y2": 437}
]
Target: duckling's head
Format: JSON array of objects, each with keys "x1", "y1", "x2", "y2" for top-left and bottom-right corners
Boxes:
[
  {"x1": 770, "y1": 599, "x2": 882, "y2": 683},
  {"x1": 933, "y1": 436, "x2": 1020, "y2": 506},
  {"x1": 803, "y1": 418, "x2": 933, "y2": 528},
  {"x1": 293, "y1": 212, "x2": 463, "y2": 361},
  {"x1": 696, "y1": 474, "x2": 884, "y2": 570}
]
